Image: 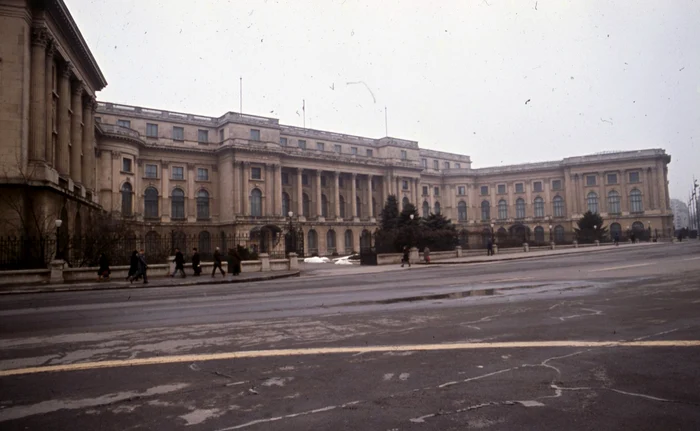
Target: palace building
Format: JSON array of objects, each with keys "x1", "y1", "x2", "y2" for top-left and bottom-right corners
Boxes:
[{"x1": 0, "y1": 0, "x2": 674, "y2": 257}]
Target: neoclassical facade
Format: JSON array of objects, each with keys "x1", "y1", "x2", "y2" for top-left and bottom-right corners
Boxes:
[{"x1": 0, "y1": 0, "x2": 674, "y2": 257}]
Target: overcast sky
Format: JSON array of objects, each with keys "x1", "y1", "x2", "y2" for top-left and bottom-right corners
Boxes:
[{"x1": 65, "y1": 0, "x2": 699, "y2": 200}]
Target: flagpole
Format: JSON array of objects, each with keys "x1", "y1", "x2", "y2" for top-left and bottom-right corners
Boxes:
[
  {"x1": 239, "y1": 77, "x2": 243, "y2": 113},
  {"x1": 384, "y1": 106, "x2": 388, "y2": 136},
  {"x1": 303, "y1": 99, "x2": 306, "y2": 128}
]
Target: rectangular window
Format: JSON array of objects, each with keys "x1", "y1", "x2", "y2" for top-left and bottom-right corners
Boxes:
[
  {"x1": 497, "y1": 184, "x2": 506, "y2": 194},
  {"x1": 533, "y1": 181, "x2": 543, "y2": 192},
  {"x1": 351, "y1": 147, "x2": 358, "y2": 155},
  {"x1": 117, "y1": 119, "x2": 131, "y2": 128},
  {"x1": 339, "y1": 177, "x2": 344, "y2": 187},
  {"x1": 401, "y1": 150, "x2": 408, "y2": 160},
  {"x1": 552, "y1": 180, "x2": 562, "y2": 190},
  {"x1": 250, "y1": 129, "x2": 261, "y2": 141},
  {"x1": 455, "y1": 163, "x2": 461, "y2": 169},
  {"x1": 334, "y1": 144, "x2": 342, "y2": 153},
  {"x1": 444, "y1": 161, "x2": 450, "y2": 169},
  {"x1": 94, "y1": 116, "x2": 101, "y2": 123},
  {"x1": 355, "y1": 178, "x2": 360, "y2": 189},
  {"x1": 146, "y1": 123, "x2": 158, "y2": 137},
  {"x1": 280, "y1": 137, "x2": 287, "y2": 146},
  {"x1": 122, "y1": 157, "x2": 132, "y2": 173},
  {"x1": 282, "y1": 172, "x2": 289, "y2": 185},
  {"x1": 302, "y1": 174, "x2": 309, "y2": 186},
  {"x1": 321, "y1": 176, "x2": 327, "y2": 187},
  {"x1": 421, "y1": 159, "x2": 427, "y2": 168},
  {"x1": 458, "y1": 186, "x2": 466, "y2": 195},
  {"x1": 366, "y1": 149, "x2": 373, "y2": 157},
  {"x1": 173, "y1": 126, "x2": 184, "y2": 141},
  {"x1": 586, "y1": 175, "x2": 597, "y2": 186},
  {"x1": 197, "y1": 168, "x2": 209, "y2": 181},
  {"x1": 145, "y1": 164, "x2": 158, "y2": 178},
  {"x1": 316, "y1": 142, "x2": 325, "y2": 151},
  {"x1": 198, "y1": 129, "x2": 209, "y2": 143},
  {"x1": 403, "y1": 180, "x2": 409, "y2": 190},
  {"x1": 172, "y1": 166, "x2": 184, "y2": 180},
  {"x1": 515, "y1": 183, "x2": 524, "y2": 193},
  {"x1": 433, "y1": 160, "x2": 439, "y2": 169},
  {"x1": 629, "y1": 171, "x2": 640, "y2": 183},
  {"x1": 422, "y1": 186, "x2": 428, "y2": 196},
  {"x1": 607, "y1": 173, "x2": 618, "y2": 184},
  {"x1": 434, "y1": 187, "x2": 440, "y2": 196},
  {"x1": 480, "y1": 185, "x2": 489, "y2": 195},
  {"x1": 298, "y1": 140, "x2": 306, "y2": 149},
  {"x1": 251, "y1": 167, "x2": 262, "y2": 180},
  {"x1": 220, "y1": 129, "x2": 224, "y2": 142}
]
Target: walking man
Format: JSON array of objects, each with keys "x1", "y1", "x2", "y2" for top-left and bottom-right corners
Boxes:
[
  {"x1": 129, "y1": 249, "x2": 148, "y2": 284},
  {"x1": 191, "y1": 247, "x2": 201, "y2": 276},
  {"x1": 486, "y1": 237, "x2": 494, "y2": 256},
  {"x1": 212, "y1": 247, "x2": 225, "y2": 277},
  {"x1": 171, "y1": 248, "x2": 186, "y2": 278},
  {"x1": 401, "y1": 246, "x2": 411, "y2": 268}
]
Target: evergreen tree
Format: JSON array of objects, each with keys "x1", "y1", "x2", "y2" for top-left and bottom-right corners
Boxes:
[
  {"x1": 398, "y1": 203, "x2": 420, "y2": 227},
  {"x1": 423, "y1": 213, "x2": 456, "y2": 231},
  {"x1": 379, "y1": 195, "x2": 400, "y2": 231},
  {"x1": 575, "y1": 211, "x2": 608, "y2": 242}
]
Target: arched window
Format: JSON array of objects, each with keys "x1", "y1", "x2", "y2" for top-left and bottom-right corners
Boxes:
[
  {"x1": 586, "y1": 192, "x2": 598, "y2": 214},
  {"x1": 197, "y1": 190, "x2": 210, "y2": 219},
  {"x1": 534, "y1": 226, "x2": 545, "y2": 243},
  {"x1": 610, "y1": 222, "x2": 622, "y2": 240},
  {"x1": 360, "y1": 229, "x2": 371, "y2": 249},
  {"x1": 534, "y1": 197, "x2": 544, "y2": 218},
  {"x1": 121, "y1": 183, "x2": 133, "y2": 216},
  {"x1": 422, "y1": 201, "x2": 430, "y2": 218},
  {"x1": 307, "y1": 229, "x2": 318, "y2": 254},
  {"x1": 554, "y1": 225, "x2": 565, "y2": 243},
  {"x1": 321, "y1": 194, "x2": 328, "y2": 217},
  {"x1": 402, "y1": 197, "x2": 409, "y2": 209},
  {"x1": 434, "y1": 201, "x2": 441, "y2": 215},
  {"x1": 282, "y1": 192, "x2": 290, "y2": 216},
  {"x1": 145, "y1": 231, "x2": 160, "y2": 256},
  {"x1": 496, "y1": 227, "x2": 507, "y2": 241},
  {"x1": 250, "y1": 188, "x2": 262, "y2": 217},
  {"x1": 171, "y1": 188, "x2": 185, "y2": 219},
  {"x1": 326, "y1": 230, "x2": 336, "y2": 253},
  {"x1": 632, "y1": 221, "x2": 645, "y2": 234},
  {"x1": 516, "y1": 198, "x2": 525, "y2": 219},
  {"x1": 553, "y1": 196, "x2": 564, "y2": 217},
  {"x1": 144, "y1": 187, "x2": 159, "y2": 218},
  {"x1": 630, "y1": 189, "x2": 643, "y2": 213},
  {"x1": 172, "y1": 230, "x2": 187, "y2": 252},
  {"x1": 198, "y1": 231, "x2": 211, "y2": 254},
  {"x1": 457, "y1": 201, "x2": 467, "y2": 221},
  {"x1": 481, "y1": 201, "x2": 490, "y2": 220},
  {"x1": 356, "y1": 196, "x2": 362, "y2": 218},
  {"x1": 344, "y1": 229, "x2": 354, "y2": 253},
  {"x1": 339, "y1": 195, "x2": 346, "y2": 218},
  {"x1": 498, "y1": 199, "x2": 508, "y2": 220},
  {"x1": 607, "y1": 190, "x2": 621, "y2": 214},
  {"x1": 302, "y1": 193, "x2": 310, "y2": 218}
]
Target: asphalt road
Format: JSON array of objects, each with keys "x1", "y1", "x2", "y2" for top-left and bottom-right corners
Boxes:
[{"x1": 1, "y1": 241, "x2": 699, "y2": 430}]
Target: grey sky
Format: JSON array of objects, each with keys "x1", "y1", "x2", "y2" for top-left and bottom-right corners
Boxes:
[{"x1": 65, "y1": 0, "x2": 699, "y2": 200}]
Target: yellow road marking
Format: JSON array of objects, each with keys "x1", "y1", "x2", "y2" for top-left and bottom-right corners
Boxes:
[
  {"x1": 589, "y1": 263, "x2": 653, "y2": 272},
  {"x1": 1, "y1": 340, "x2": 699, "y2": 377}
]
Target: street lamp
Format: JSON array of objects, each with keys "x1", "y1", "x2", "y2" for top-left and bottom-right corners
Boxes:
[
  {"x1": 287, "y1": 211, "x2": 295, "y2": 255},
  {"x1": 490, "y1": 222, "x2": 495, "y2": 242},
  {"x1": 410, "y1": 214, "x2": 414, "y2": 220},
  {"x1": 549, "y1": 224, "x2": 553, "y2": 243},
  {"x1": 54, "y1": 219, "x2": 63, "y2": 260},
  {"x1": 647, "y1": 220, "x2": 652, "y2": 242}
]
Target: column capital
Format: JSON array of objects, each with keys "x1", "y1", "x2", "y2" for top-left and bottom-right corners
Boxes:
[
  {"x1": 71, "y1": 80, "x2": 84, "y2": 96},
  {"x1": 31, "y1": 26, "x2": 50, "y2": 47},
  {"x1": 272, "y1": 163, "x2": 281, "y2": 170},
  {"x1": 351, "y1": 172, "x2": 357, "y2": 179},
  {"x1": 242, "y1": 161, "x2": 251, "y2": 166},
  {"x1": 296, "y1": 167, "x2": 303, "y2": 173},
  {"x1": 187, "y1": 162, "x2": 196, "y2": 170},
  {"x1": 60, "y1": 61, "x2": 73, "y2": 78},
  {"x1": 45, "y1": 40, "x2": 56, "y2": 58},
  {"x1": 334, "y1": 170, "x2": 340, "y2": 177},
  {"x1": 111, "y1": 151, "x2": 121, "y2": 160},
  {"x1": 83, "y1": 95, "x2": 97, "y2": 111},
  {"x1": 315, "y1": 170, "x2": 322, "y2": 177}
]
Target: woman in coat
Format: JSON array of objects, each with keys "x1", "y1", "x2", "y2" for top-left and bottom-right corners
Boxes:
[
  {"x1": 97, "y1": 253, "x2": 110, "y2": 281},
  {"x1": 127, "y1": 250, "x2": 139, "y2": 281}
]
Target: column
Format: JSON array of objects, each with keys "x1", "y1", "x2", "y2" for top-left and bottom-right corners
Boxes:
[
  {"x1": 56, "y1": 62, "x2": 72, "y2": 177},
  {"x1": 396, "y1": 177, "x2": 401, "y2": 199},
  {"x1": 351, "y1": 173, "x2": 358, "y2": 220},
  {"x1": 367, "y1": 174, "x2": 374, "y2": 219},
  {"x1": 647, "y1": 167, "x2": 655, "y2": 210},
  {"x1": 82, "y1": 96, "x2": 96, "y2": 191},
  {"x1": 70, "y1": 81, "x2": 83, "y2": 184},
  {"x1": 218, "y1": 157, "x2": 233, "y2": 222},
  {"x1": 29, "y1": 27, "x2": 49, "y2": 162},
  {"x1": 414, "y1": 178, "x2": 420, "y2": 205},
  {"x1": 232, "y1": 159, "x2": 241, "y2": 215},
  {"x1": 274, "y1": 164, "x2": 282, "y2": 216},
  {"x1": 655, "y1": 161, "x2": 664, "y2": 210},
  {"x1": 44, "y1": 41, "x2": 55, "y2": 165},
  {"x1": 334, "y1": 171, "x2": 341, "y2": 219},
  {"x1": 620, "y1": 168, "x2": 628, "y2": 213},
  {"x1": 187, "y1": 163, "x2": 196, "y2": 221},
  {"x1": 316, "y1": 170, "x2": 323, "y2": 219},
  {"x1": 161, "y1": 162, "x2": 169, "y2": 219},
  {"x1": 296, "y1": 168, "x2": 304, "y2": 217},
  {"x1": 264, "y1": 164, "x2": 272, "y2": 216},
  {"x1": 598, "y1": 172, "x2": 606, "y2": 214},
  {"x1": 241, "y1": 161, "x2": 250, "y2": 215}
]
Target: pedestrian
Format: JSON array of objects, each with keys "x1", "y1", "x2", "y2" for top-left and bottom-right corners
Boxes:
[
  {"x1": 171, "y1": 248, "x2": 186, "y2": 278},
  {"x1": 97, "y1": 253, "x2": 110, "y2": 281},
  {"x1": 630, "y1": 232, "x2": 636, "y2": 243},
  {"x1": 423, "y1": 247, "x2": 431, "y2": 264},
  {"x1": 129, "y1": 249, "x2": 148, "y2": 284},
  {"x1": 401, "y1": 246, "x2": 411, "y2": 268},
  {"x1": 486, "y1": 237, "x2": 494, "y2": 256},
  {"x1": 127, "y1": 250, "x2": 139, "y2": 281},
  {"x1": 677, "y1": 232, "x2": 683, "y2": 242},
  {"x1": 228, "y1": 247, "x2": 242, "y2": 276},
  {"x1": 614, "y1": 233, "x2": 620, "y2": 246},
  {"x1": 191, "y1": 247, "x2": 201, "y2": 276},
  {"x1": 212, "y1": 246, "x2": 225, "y2": 277}
]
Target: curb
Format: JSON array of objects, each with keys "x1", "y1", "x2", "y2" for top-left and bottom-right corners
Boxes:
[{"x1": 0, "y1": 271, "x2": 300, "y2": 295}]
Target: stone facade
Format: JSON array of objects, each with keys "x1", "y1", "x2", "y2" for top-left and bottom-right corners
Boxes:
[{"x1": 0, "y1": 0, "x2": 674, "y2": 257}]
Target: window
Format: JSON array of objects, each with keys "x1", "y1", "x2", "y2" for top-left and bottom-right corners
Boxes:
[
  {"x1": 173, "y1": 126, "x2": 184, "y2": 141},
  {"x1": 344, "y1": 229, "x2": 353, "y2": 253},
  {"x1": 421, "y1": 159, "x2": 427, "y2": 168},
  {"x1": 434, "y1": 201, "x2": 441, "y2": 214},
  {"x1": 339, "y1": 196, "x2": 346, "y2": 218},
  {"x1": 355, "y1": 177, "x2": 360, "y2": 189},
  {"x1": 356, "y1": 196, "x2": 362, "y2": 217},
  {"x1": 516, "y1": 198, "x2": 525, "y2": 219},
  {"x1": 251, "y1": 167, "x2": 262, "y2": 180},
  {"x1": 515, "y1": 183, "x2": 524, "y2": 193},
  {"x1": 607, "y1": 173, "x2": 618, "y2": 184},
  {"x1": 282, "y1": 192, "x2": 290, "y2": 216},
  {"x1": 433, "y1": 160, "x2": 439, "y2": 169},
  {"x1": 198, "y1": 231, "x2": 211, "y2": 254},
  {"x1": 198, "y1": 129, "x2": 208, "y2": 143},
  {"x1": 610, "y1": 223, "x2": 622, "y2": 240},
  {"x1": 444, "y1": 161, "x2": 450, "y2": 169},
  {"x1": 533, "y1": 181, "x2": 543, "y2": 192},
  {"x1": 197, "y1": 190, "x2": 210, "y2": 219},
  {"x1": 145, "y1": 164, "x2": 158, "y2": 178},
  {"x1": 94, "y1": 116, "x2": 101, "y2": 123},
  {"x1": 534, "y1": 226, "x2": 545, "y2": 243},
  {"x1": 326, "y1": 230, "x2": 336, "y2": 252},
  {"x1": 351, "y1": 147, "x2": 358, "y2": 155},
  {"x1": 629, "y1": 171, "x2": 640, "y2": 183},
  {"x1": 144, "y1": 187, "x2": 158, "y2": 218},
  {"x1": 498, "y1": 199, "x2": 508, "y2": 219},
  {"x1": 298, "y1": 139, "x2": 306, "y2": 149},
  {"x1": 608, "y1": 190, "x2": 621, "y2": 214},
  {"x1": 117, "y1": 119, "x2": 131, "y2": 128},
  {"x1": 497, "y1": 184, "x2": 506, "y2": 194},
  {"x1": 316, "y1": 142, "x2": 325, "y2": 151},
  {"x1": 302, "y1": 193, "x2": 310, "y2": 217},
  {"x1": 334, "y1": 144, "x2": 342, "y2": 153},
  {"x1": 172, "y1": 166, "x2": 184, "y2": 180},
  {"x1": 455, "y1": 163, "x2": 461, "y2": 169},
  {"x1": 282, "y1": 172, "x2": 289, "y2": 185},
  {"x1": 458, "y1": 186, "x2": 466, "y2": 195},
  {"x1": 250, "y1": 129, "x2": 260, "y2": 141},
  {"x1": 553, "y1": 196, "x2": 564, "y2": 217},
  {"x1": 586, "y1": 175, "x2": 597, "y2": 186},
  {"x1": 122, "y1": 157, "x2": 132, "y2": 173},
  {"x1": 630, "y1": 189, "x2": 643, "y2": 213},
  {"x1": 339, "y1": 177, "x2": 344, "y2": 187},
  {"x1": 366, "y1": 149, "x2": 373, "y2": 157},
  {"x1": 481, "y1": 201, "x2": 490, "y2": 220},
  {"x1": 434, "y1": 187, "x2": 440, "y2": 196},
  {"x1": 552, "y1": 180, "x2": 562, "y2": 190},
  {"x1": 554, "y1": 225, "x2": 565, "y2": 243},
  {"x1": 220, "y1": 129, "x2": 224, "y2": 142},
  {"x1": 321, "y1": 194, "x2": 328, "y2": 217},
  {"x1": 458, "y1": 201, "x2": 467, "y2": 221},
  {"x1": 307, "y1": 229, "x2": 318, "y2": 253},
  {"x1": 402, "y1": 196, "x2": 409, "y2": 209},
  {"x1": 302, "y1": 174, "x2": 309, "y2": 186},
  {"x1": 121, "y1": 183, "x2": 132, "y2": 216},
  {"x1": 280, "y1": 137, "x2": 287, "y2": 146},
  {"x1": 534, "y1": 197, "x2": 544, "y2": 218},
  {"x1": 403, "y1": 180, "x2": 409, "y2": 190},
  {"x1": 146, "y1": 123, "x2": 158, "y2": 137},
  {"x1": 197, "y1": 168, "x2": 209, "y2": 181},
  {"x1": 321, "y1": 176, "x2": 327, "y2": 187},
  {"x1": 250, "y1": 188, "x2": 262, "y2": 216},
  {"x1": 422, "y1": 201, "x2": 430, "y2": 217},
  {"x1": 422, "y1": 186, "x2": 428, "y2": 196},
  {"x1": 587, "y1": 191, "x2": 599, "y2": 213},
  {"x1": 480, "y1": 186, "x2": 489, "y2": 196},
  {"x1": 400, "y1": 150, "x2": 407, "y2": 160},
  {"x1": 171, "y1": 188, "x2": 185, "y2": 219}
]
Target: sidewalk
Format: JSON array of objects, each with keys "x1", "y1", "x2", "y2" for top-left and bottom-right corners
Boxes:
[{"x1": 0, "y1": 270, "x2": 300, "y2": 295}]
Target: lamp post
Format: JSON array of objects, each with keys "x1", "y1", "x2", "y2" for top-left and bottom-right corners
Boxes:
[
  {"x1": 647, "y1": 220, "x2": 652, "y2": 242},
  {"x1": 287, "y1": 211, "x2": 295, "y2": 254},
  {"x1": 54, "y1": 219, "x2": 63, "y2": 260},
  {"x1": 593, "y1": 224, "x2": 597, "y2": 243},
  {"x1": 549, "y1": 224, "x2": 553, "y2": 243},
  {"x1": 490, "y1": 222, "x2": 495, "y2": 243}
]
